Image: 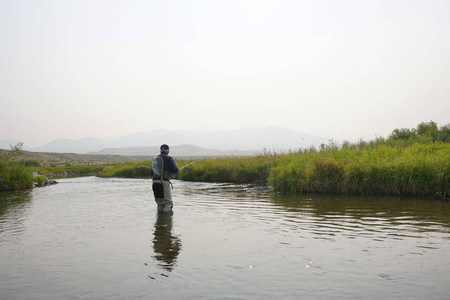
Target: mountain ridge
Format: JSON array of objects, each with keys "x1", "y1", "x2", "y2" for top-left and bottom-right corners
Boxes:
[
  {"x1": 93, "y1": 144, "x2": 260, "y2": 156},
  {"x1": 1, "y1": 127, "x2": 330, "y2": 154}
]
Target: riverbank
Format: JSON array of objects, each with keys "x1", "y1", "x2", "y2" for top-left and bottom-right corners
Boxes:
[
  {"x1": 2, "y1": 121, "x2": 449, "y2": 196},
  {"x1": 2, "y1": 143, "x2": 448, "y2": 197},
  {"x1": 32, "y1": 165, "x2": 106, "y2": 178},
  {"x1": 0, "y1": 164, "x2": 106, "y2": 191},
  {"x1": 177, "y1": 142, "x2": 449, "y2": 198},
  {"x1": 28, "y1": 142, "x2": 448, "y2": 198},
  {"x1": 97, "y1": 160, "x2": 193, "y2": 178}
]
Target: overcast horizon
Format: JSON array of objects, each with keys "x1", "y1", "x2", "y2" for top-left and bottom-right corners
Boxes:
[
  {"x1": 1, "y1": 0, "x2": 449, "y2": 148},
  {"x1": 0, "y1": 126, "x2": 328, "y2": 152},
  {"x1": 2, "y1": 121, "x2": 448, "y2": 150}
]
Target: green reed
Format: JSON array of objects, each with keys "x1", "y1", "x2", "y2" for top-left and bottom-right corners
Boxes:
[
  {"x1": 268, "y1": 142, "x2": 449, "y2": 197},
  {"x1": 98, "y1": 160, "x2": 193, "y2": 178},
  {"x1": 177, "y1": 155, "x2": 281, "y2": 184},
  {"x1": 1, "y1": 143, "x2": 35, "y2": 190},
  {"x1": 32, "y1": 165, "x2": 106, "y2": 177},
  {"x1": 178, "y1": 143, "x2": 449, "y2": 197},
  {"x1": 0, "y1": 163, "x2": 35, "y2": 190}
]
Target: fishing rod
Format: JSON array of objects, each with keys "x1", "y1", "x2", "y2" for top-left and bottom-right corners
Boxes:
[
  {"x1": 178, "y1": 157, "x2": 214, "y2": 170},
  {"x1": 178, "y1": 160, "x2": 201, "y2": 170}
]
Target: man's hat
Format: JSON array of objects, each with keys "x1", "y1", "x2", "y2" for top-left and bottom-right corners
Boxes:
[{"x1": 160, "y1": 144, "x2": 169, "y2": 151}]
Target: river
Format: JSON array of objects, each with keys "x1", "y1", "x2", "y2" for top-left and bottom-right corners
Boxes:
[{"x1": 1, "y1": 176, "x2": 449, "y2": 299}]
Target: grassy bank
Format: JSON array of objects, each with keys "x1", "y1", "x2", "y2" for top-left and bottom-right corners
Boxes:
[
  {"x1": 268, "y1": 142, "x2": 449, "y2": 197},
  {"x1": 2, "y1": 121, "x2": 449, "y2": 195},
  {"x1": 0, "y1": 163, "x2": 35, "y2": 190},
  {"x1": 178, "y1": 143, "x2": 449, "y2": 198},
  {"x1": 97, "y1": 160, "x2": 193, "y2": 178},
  {"x1": 177, "y1": 156, "x2": 279, "y2": 184},
  {"x1": 0, "y1": 144, "x2": 34, "y2": 190},
  {"x1": 31, "y1": 165, "x2": 106, "y2": 178},
  {"x1": 17, "y1": 150, "x2": 153, "y2": 166},
  {"x1": 97, "y1": 161, "x2": 152, "y2": 178}
]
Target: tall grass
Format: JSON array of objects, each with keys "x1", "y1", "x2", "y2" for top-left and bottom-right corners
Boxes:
[
  {"x1": 269, "y1": 142, "x2": 449, "y2": 197},
  {"x1": 32, "y1": 165, "x2": 106, "y2": 177},
  {"x1": 178, "y1": 143, "x2": 449, "y2": 197},
  {"x1": 0, "y1": 164, "x2": 34, "y2": 190},
  {"x1": 177, "y1": 156, "x2": 281, "y2": 184},
  {"x1": 1, "y1": 143, "x2": 34, "y2": 190},
  {"x1": 98, "y1": 160, "x2": 193, "y2": 178},
  {"x1": 98, "y1": 162, "x2": 151, "y2": 178}
]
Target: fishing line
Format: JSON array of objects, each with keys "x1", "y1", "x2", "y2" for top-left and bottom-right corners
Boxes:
[{"x1": 178, "y1": 160, "x2": 200, "y2": 170}]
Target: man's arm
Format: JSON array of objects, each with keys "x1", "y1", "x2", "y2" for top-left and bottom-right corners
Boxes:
[{"x1": 169, "y1": 157, "x2": 179, "y2": 174}]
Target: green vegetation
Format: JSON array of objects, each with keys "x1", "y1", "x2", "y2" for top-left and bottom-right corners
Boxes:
[
  {"x1": 34, "y1": 175, "x2": 46, "y2": 187},
  {"x1": 0, "y1": 144, "x2": 112, "y2": 190},
  {"x1": 268, "y1": 142, "x2": 449, "y2": 197},
  {"x1": 177, "y1": 156, "x2": 279, "y2": 184},
  {"x1": 31, "y1": 165, "x2": 106, "y2": 178},
  {"x1": 1, "y1": 121, "x2": 449, "y2": 197},
  {"x1": 178, "y1": 122, "x2": 450, "y2": 198},
  {"x1": 98, "y1": 160, "x2": 193, "y2": 178},
  {"x1": 0, "y1": 143, "x2": 34, "y2": 190},
  {"x1": 364, "y1": 120, "x2": 449, "y2": 147},
  {"x1": 17, "y1": 150, "x2": 152, "y2": 166},
  {"x1": 98, "y1": 161, "x2": 152, "y2": 178}
]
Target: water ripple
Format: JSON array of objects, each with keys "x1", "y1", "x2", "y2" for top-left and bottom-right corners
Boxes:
[{"x1": 1, "y1": 177, "x2": 449, "y2": 299}]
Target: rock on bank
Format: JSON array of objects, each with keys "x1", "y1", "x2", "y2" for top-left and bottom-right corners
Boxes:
[{"x1": 33, "y1": 172, "x2": 58, "y2": 188}]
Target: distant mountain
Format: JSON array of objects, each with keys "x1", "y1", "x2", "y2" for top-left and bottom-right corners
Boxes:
[
  {"x1": 17, "y1": 150, "x2": 153, "y2": 165},
  {"x1": 33, "y1": 137, "x2": 119, "y2": 154},
  {"x1": 29, "y1": 127, "x2": 330, "y2": 154},
  {"x1": 95, "y1": 144, "x2": 259, "y2": 157}
]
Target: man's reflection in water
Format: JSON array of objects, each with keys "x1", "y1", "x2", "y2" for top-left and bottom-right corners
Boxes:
[{"x1": 152, "y1": 211, "x2": 182, "y2": 272}]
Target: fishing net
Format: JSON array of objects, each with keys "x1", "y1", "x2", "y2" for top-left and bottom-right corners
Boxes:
[{"x1": 151, "y1": 156, "x2": 163, "y2": 176}]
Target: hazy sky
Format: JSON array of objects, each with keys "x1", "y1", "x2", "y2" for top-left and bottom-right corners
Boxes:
[{"x1": 1, "y1": 0, "x2": 449, "y2": 147}]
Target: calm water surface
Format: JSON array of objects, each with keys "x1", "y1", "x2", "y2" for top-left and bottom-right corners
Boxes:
[{"x1": 1, "y1": 177, "x2": 449, "y2": 299}]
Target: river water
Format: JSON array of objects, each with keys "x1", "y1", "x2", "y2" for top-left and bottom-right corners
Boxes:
[{"x1": 1, "y1": 176, "x2": 449, "y2": 299}]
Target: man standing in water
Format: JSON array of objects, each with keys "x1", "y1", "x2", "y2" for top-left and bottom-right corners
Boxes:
[{"x1": 151, "y1": 144, "x2": 179, "y2": 212}]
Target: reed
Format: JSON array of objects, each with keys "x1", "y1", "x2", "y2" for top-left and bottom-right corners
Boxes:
[
  {"x1": 98, "y1": 160, "x2": 193, "y2": 178},
  {"x1": 177, "y1": 142, "x2": 449, "y2": 197},
  {"x1": 177, "y1": 155, "x2": 281, "y2": 184},
  {"x1": 1, "y1": 164, "x2": 35, "y2": 190},
  {"x1": 32, "y1": 165, "x2": 106, "y2": 177},
  {"x1": 1, "y1": 143, "x2": 34, "y2": 190},
  {"x1": 268, "y1": 142, "x2": 449, "y2": 197}
]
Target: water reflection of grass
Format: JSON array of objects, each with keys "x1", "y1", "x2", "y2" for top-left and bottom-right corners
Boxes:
[
  {"x1": 269, "y1": 193, "x2": 450, "y2": 233},
  {"x1": 178, "y1": 143, "x2": 449, "y2": 198}
]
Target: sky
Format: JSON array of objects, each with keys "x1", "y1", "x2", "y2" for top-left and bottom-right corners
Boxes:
[{"x1": 1, "y1": 0, "x2": 449, "y2": 147}]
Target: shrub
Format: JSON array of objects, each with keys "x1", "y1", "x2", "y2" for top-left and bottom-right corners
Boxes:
[
  {"x1": 2, "y1": 164, "x2": 34, "y2": 190},
  {"x1": 35, "y1": 175, "x2": 46, "y2": 187},
  {"x1": 0, "y1": 143, "x2": 35, "y2": 191}
]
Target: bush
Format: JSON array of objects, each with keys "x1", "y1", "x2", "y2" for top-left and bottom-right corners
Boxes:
[
  {"x1": 0, "y1": 143, "x2": 35, "y2": 191},
  {"x1": 2, "y1": 164, "x2": 34, "y2": 190},
  {"x1": 35, "y1": 175, "x2": 46, "y2": 187},
  {"x1": 21, "y1": 159, "x2": 41, "y2": 167}
]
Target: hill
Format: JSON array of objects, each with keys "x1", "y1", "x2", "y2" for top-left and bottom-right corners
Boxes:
[
  {"x1": 24, "y1": 127, "x2": 329, "y2": 154},
  {"x1": 94, "y1": 144, "x2": 259, "y2": 156},
  {"x1": 9, "y1": 144, "x2": 257, "y2": 166},
  {"x1": 15, "y1": 150, "x2": 152, "y2": 165}
]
